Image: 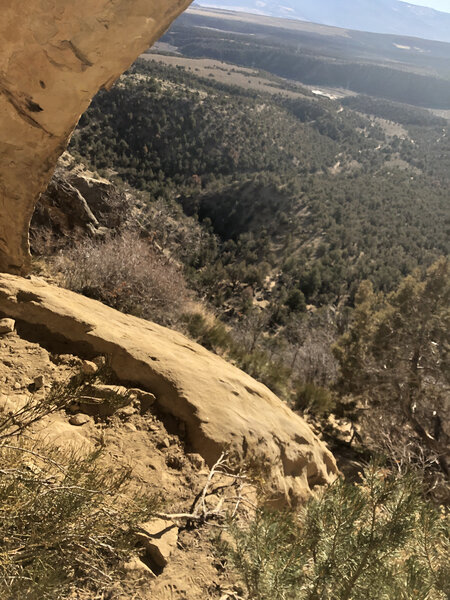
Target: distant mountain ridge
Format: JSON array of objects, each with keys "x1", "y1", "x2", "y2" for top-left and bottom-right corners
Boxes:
[{"x1": 196, "y1": 0, "x2": 450, "y2": 42}]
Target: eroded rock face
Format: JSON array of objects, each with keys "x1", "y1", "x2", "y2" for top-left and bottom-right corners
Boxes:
[
  {"x1": 0, "y1": 0, "x2": 191, "y2": 274},
  {"x1": 0, "y1": 274, "x2": 338, "y2": 504}
]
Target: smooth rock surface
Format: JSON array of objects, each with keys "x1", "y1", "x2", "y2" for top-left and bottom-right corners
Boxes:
[
  {"x1": 0, "y1": 0, "x2": 192, "y2": 274},
  {"x1": 0, "y1": 274, "x2": 338, "y2": 504}
]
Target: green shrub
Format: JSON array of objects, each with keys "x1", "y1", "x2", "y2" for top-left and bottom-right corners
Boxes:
[
  {"x1": 183, "y1": 312, "x2": 232, "y2": 352},
  {"x1": 294, "y1": 382, "x2": 335, "y2": 416},
  {"x1": 285, "y1": 289, "x2": 307, "y2": 313},
  {"x1": 201, "y1": 321, "x2": 233, "y2": 352},
  {"x1": 184, "y1": 312, "x2": 209, "y2": 339},
  {"x1": 223, "y1": 465, "x2": 449, "y2": 600}
]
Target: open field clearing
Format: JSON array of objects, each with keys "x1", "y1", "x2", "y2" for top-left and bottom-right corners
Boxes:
[
  {"x1": 143, "y1": 52, "x2": 317, "y2": 99},
  {"x1": 186, "y1": 6, "x2": 351, "y2": 37}
]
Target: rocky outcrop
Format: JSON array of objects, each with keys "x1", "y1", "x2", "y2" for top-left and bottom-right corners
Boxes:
[
  {"x1": 0, "y1": 274, "x2": 338, "y2": 504},
  {"x1": 31, "y1": 169, "x2": 100, "y2": 240},
  {"x1": 30, "y1": 158, "x2": 132, "y2": 250},
  {"x1": 0, "y1": 0, "x2": 192, "y2": 275}
]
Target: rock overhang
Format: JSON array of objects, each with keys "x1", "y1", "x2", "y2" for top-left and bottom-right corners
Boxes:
[{"x1": 0, "y1": 0, "x2": 192, "y2": 274}]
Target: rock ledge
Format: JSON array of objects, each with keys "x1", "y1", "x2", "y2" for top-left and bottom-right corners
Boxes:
[{"x1": 0, "y1": 274, "x2": 337, "y2": 503}]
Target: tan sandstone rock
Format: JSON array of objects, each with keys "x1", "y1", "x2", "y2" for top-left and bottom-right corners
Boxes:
[
  {"x1": 0, "y1": 274, "x2": 338, "y2": 504},
  {"x1": 137, "y1": 519, "x2": 179, "y2": 569},
  {"x1": 32, "y1": 374, "x2": 45, "y2": 391},
  {"x1": 0, "y1": 0, "x2": 192, "y2": 274},
  {"x1": 33, "y1": 416, "x2": 96, "y2": 455},
  {"x1": 80, "y1": 359, "x2": 98, "y2": 375}
]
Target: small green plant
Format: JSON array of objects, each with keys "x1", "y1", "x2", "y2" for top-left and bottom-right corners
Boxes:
[
  {"x1": 223, "y1": 465, "x2": 449, "y2": 600},
  {"x1": 183, "y1": 312, "x2": 232, "y2": 352}
]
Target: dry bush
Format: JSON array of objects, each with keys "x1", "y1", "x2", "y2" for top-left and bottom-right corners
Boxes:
[
  {"x1": 0, "y1": 442, "x2": 156, "y2": 600},
  {"x1": 0, "y1": 378, "x2": 80, "y2": 442},
  {"x1": 361, "y1": 407, "x2": 450, "y2": 504},
  {"x1": 285, "y1": 313, "x2": 339, "y2": 387},
  {"x1": 51, "y1": 230, "x2": 190, "y2": 325}
]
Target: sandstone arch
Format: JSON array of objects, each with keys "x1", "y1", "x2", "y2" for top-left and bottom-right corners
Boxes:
[{"x1": 0, "y1": 0, "x2": 192, "y2": 274}]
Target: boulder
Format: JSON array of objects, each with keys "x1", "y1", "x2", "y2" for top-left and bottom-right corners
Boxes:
[
  {"x1": 80, "y1": 359, "x2": 98, "y2": 375},
  {"x1": 0, "y1": 274, "x2": 338, "y2": 504},
  {"x1": 67, "y1": 171, "x2": 117, "y2": 221},
  {"x1": 0, "y1": 0, "x2": 192, "y2": 274},
  {"x1": 32, "y1": 170, "x2": 99, "y2": 235},
  {"x1": 30, "y1": 164, "x2": 135, "y2": 251}
]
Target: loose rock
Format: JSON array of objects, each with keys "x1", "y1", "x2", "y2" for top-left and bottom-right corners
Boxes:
[
  {"x1": 0, "y1": 319, "x2": 15, "y2": 334},
  {"x1": 78, "y1": 383, "x2": 131, "y2": 417},
  {"x1": 187, "y1": 453, "x2": 206, "y2": 470},
  {"x1": 137, "y1": 519, "x2": 179, "y2": 569},
  {"x1": 123, "y1": 557, "x2": 156, "y2": 580},
  {"x1": 69, "y1": 413, "x2": 91, "y2": 426},
  {"x1": 33, "y1": 375, "x2": 45, "y2": 390},
  {"x1": 128, "y1": 388, "x2": 156, "y2": 410},
  {"x1": 81, "y1": 360, "x2": 98, "y2": 375},
  {"x1": 116, "y1": 405, "x2": 137, "y2": 418},
  {"x1": 92, "y1": 355, "x2": 106, "y2": 369},
  {"x1": 85, "y1": 383, "x2": 128, "y2": 398}
]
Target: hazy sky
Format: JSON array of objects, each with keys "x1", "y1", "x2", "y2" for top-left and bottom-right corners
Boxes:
[{"x1": 401, "y1": 0, "x2": 450, "y2": 12}]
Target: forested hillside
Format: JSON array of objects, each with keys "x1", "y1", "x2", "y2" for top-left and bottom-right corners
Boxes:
[{"x1": 70, "y1": 59, "x2": 449, "y2": 309}]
